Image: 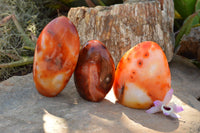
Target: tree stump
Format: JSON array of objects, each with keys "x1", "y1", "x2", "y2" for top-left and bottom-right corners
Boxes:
[{"x1": 68, "y1": 0, "x2": 174, "y2": 65}]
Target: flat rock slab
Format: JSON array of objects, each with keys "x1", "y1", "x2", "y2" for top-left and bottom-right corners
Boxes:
[{"x1": 0, "y1": 55, "x2": 200, "y2": 133}]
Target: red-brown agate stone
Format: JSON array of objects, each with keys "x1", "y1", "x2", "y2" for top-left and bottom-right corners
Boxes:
[{"x1": 74, "y1": 40, "x2": 115, "y2": 102}]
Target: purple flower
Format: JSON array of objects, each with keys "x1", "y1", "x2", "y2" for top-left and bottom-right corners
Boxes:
[{"x1": 146, "y1": 89, "x2": 183, "y2": 118}]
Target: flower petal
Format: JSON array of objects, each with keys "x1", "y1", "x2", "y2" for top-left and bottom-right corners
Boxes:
[
  {"x1": 163, "y1": 111, "x2": 170, "y2": 116},
  {"x1": 153, "y1": 100, "x2": 162, "y2": 107},
  {"x1": 163, "y1": 88, "x2": 173, "y2": 104},
  {"x1": 172, "y1": 104, "x2": 184, "y2": 113},
  {"x1": 146, "y1": 106, "x2": 161, "y2": 114}
]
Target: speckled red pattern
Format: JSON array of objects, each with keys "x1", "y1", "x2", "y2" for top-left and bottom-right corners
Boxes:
[{"x1": 113, "y1": 41, "x2": 171, "y2": 109}]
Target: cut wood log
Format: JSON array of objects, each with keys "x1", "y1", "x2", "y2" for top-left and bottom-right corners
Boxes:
[{"x1": 68, "y1": 0, "x2": 174, "y2": 65}]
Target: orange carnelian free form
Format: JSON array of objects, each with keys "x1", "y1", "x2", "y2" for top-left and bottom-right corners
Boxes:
[
  {"x1": 113, "y1": 41, "x2": 171, "y2": 109},
  {"x1": 33, "y1": 16, "x2": 80, "y2": 97}
]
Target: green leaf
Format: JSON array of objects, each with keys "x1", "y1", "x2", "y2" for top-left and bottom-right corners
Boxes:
[
  {"x1": 174, "y1": 0, "x2": 196, "y2": 19},
  {"x1": 175, "y1": 9, "x2": 182, "y2": 19},
  {"x1": 12, "y1": 15, "x2": 35, "y2": 49},
  {"x1": 193, "y1": 23, "x2": 200, "y2": 27},
  {"x1": 97, "y1": 0, "x2": 106, "y2": 6},
  {"x1": 175, "y1": 11, "x2": 200, "y2": 51},
  {"x1": 196, "y1": 0, "x2": 200, "y2": 11}
]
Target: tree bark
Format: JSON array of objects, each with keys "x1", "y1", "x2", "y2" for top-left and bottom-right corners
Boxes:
[{"x1": 68, "y1": 0, "x2": 174, "y2": 65}]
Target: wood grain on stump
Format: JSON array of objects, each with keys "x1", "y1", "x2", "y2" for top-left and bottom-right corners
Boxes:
[{"x1": 68, "y1": 0, "x2": 174, "y2": 65}]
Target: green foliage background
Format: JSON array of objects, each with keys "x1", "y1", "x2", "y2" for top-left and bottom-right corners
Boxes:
[
  {"x1": 174, "y1": 0, "x2": 200, "y2": 51},
  {"x1": 174, "y1": 0, "x2": 200, "y2": 68},
  {"x1": 0, "y1": 0, "x2": 53, "y2": 81}
]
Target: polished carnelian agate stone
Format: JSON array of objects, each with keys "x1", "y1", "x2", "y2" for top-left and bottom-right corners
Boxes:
[
  {"x1": 74, "y1": 40, "x2": 115, "y2": 102},
  {"x1": 113, "y1": 41, "x2": 171, "y2": 109},
  {"x1": 33, "y1": 16, "x2": 80, "y2": 97}
]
